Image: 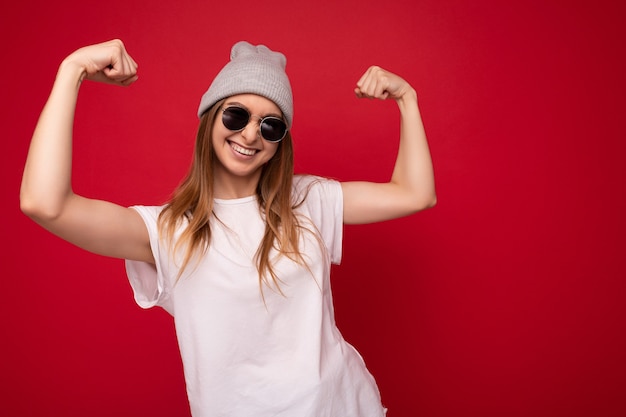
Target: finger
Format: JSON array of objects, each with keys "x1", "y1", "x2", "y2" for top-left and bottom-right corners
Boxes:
[
  {"x1": 104, "y1": 55, "x2": 130, "y2": 79},
  {"x1": 371, "y1": 68, "x2": 391, "y2": 99},
  {"x1": 355, "y1": 66, "x2": 376, "y2": 96},
  {"x1": 362, "y1": 77, "x2": 387, "y2": 100},
  {"x1": 360, "y1": 66, "x2": 391, "y2": 99},
  {"x1": 119, "y1": 54, "x2": 137, "y2": 79},
  {"x1": 103, "y1": 55, "x2": 137, "y2": 83},
  {"x1": 102, "y1": 40, "x2": 137, "y2": 78},
  {"x1": 375, "y1": 77, "x2": 390, "y2": 100},
  {"x1": 360, "y1": 67, "x2": 376, "y2": 95},
  {"x1": 357, "y1": 75, "x2": 376, "y2": 99},
  {"x1": 354, "y1": 87, "x2": 368, "y2": 98},
  {"x1": 129, "y1": 55, "x2": 139, "y2": 72},
  {"x1": 355, "y1": 67, "x2": 371, "y2": 89}
]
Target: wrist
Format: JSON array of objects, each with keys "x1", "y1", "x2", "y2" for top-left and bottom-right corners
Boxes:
[
  {"x1": 396, "y1": 87, "x2": 418, "y2": 113},
  {"x1": 57, "y1": 56, "x2": 88, "y2": 86},
  {"x1": 396, "y1": 86, "x2": 417, "y2": 104}
]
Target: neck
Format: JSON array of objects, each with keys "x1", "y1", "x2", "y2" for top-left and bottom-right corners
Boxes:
[{"x1": 212, "y1": 169, "x2": 261, "y2": 199}]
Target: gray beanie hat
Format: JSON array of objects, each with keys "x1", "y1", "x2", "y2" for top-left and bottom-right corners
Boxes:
[{"x1": 197, "y1": 41, "x2": 293, "y2": 129}]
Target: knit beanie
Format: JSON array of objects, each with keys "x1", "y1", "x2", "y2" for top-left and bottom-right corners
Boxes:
[{"x1": 197, "y1": 41, "x2": 293, "y2": 129}]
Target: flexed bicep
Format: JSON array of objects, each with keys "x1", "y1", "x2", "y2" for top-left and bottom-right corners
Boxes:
[
  {"x1": 342, "y1": 66, "x2": 436, "y2": 224},
  {"x1": 34, "y1": 195, "x2": 154, "y2": 263},
  {"x1": 21, "y1": 39, "x2": 149, "y2": 262}
]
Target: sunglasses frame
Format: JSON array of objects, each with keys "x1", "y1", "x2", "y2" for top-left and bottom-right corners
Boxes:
[{"x1": 221, "y1": 106, "x2": 288, "y2": 143}]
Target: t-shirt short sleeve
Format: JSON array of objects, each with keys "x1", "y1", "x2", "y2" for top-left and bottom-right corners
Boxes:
[
  {"x1": 125, "y1": 205, "x2": 174, "y2": 315},
  {"x1": 294, "y1": 175, "x2": 344, "y2": 265}
]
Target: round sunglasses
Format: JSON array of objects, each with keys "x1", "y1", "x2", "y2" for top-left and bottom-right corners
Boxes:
[{"x1": 221, "y1": 106, "x2": 288, "y2": 143}]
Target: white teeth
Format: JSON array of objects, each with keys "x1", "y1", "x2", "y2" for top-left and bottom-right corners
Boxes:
[{"x1": 230, "y1": 142, "x2": 256, "y2": 156}]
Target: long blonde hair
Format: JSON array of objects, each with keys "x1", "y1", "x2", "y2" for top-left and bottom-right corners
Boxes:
[{"x1": 158, "y1": 99, "x2": 307, "y2": 292}]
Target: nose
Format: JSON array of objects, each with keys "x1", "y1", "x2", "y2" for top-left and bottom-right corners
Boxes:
[{"x1": 239, "y1": 119, "x2": 261, "y2": 143}]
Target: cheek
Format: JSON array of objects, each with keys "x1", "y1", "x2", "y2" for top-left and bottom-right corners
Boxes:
[
  {"x1": 211, "y1": 122, "x2": 223, "y2": 142},
  {"x1": 211, "y1": 123, "x2": 230, "y2": 151},
  {"x1": 264, "y1": 143, "x2": 280, "y2": 162}
]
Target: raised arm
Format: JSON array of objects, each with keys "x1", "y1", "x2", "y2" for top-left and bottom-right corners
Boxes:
[
  {"x1": 341, "y1": 66, "x2": 436, "y2": 224},
  {"x1": 20, "y1": 40, "x2": 154, "y2": 263}
]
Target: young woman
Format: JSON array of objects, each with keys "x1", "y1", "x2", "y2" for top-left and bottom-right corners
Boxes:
[{"x1": 21, "y1": 39, "x2": 435, "y2": 417}]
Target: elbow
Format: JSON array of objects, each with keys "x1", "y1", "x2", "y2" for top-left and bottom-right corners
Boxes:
[
  {"x1": 422, "y1": 193, "x2": 438, "y2": 211},
  {"x1": 409, "y1": 192, "x2": 437, "y2": 214},
  {"x1": 19, "y1": 191, "x2": 35, "y2": 219},
  {"x1": 20, "y1": 192, "x2": 64, "y2": 223},
  {"x1": 20, "y1": 198, "x2": 48, "y2": 222},
  {"x1": 425, "y1": 194, "x2": 437, "y2": 210}
]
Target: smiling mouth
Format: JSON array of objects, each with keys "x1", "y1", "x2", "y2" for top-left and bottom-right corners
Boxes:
[{"x1": 228, "y1": 141, "x2": 258, "y2": 156}]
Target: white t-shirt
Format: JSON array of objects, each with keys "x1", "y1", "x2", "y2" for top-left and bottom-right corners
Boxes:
[{"x1": 125, "y1": 175, "x2": 386, "y2": 417}]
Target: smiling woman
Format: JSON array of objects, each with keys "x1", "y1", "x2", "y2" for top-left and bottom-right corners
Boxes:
[{"x1": 20, "y1": 38, "x2": 435, "y2": 417}]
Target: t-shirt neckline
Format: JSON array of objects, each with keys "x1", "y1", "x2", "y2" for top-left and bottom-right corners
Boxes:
[{"x1": 213, "y1": 195, "x2": 257, "y2": 205}]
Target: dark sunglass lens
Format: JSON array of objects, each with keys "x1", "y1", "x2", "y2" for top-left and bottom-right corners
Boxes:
[
  {"x1": 222, "y1": 107, "x2": 249, "y2": 131},
  {"x1": 261, "y1": 118, "x2": 287, "y2": 142}
]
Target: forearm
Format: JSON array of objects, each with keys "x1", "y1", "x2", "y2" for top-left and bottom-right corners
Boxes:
[
  {"x1": 20, "y1": 60, "x2": 85, "y2": 219},
  {"x1": 390, "y1": 89, "x2": 436, "y2": 208}
]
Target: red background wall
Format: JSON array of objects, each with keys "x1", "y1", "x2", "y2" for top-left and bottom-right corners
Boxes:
[{"x1": 2, "y1": 0, "x2": 625, "y2": 416}]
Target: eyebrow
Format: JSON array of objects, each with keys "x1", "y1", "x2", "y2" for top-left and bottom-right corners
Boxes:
[{"x1": 225, "y1": 101, "x2": 283, "y2": 119}]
